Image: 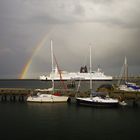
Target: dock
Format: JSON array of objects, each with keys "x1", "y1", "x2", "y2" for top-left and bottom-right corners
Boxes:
[
  {"x1": 0, "y1": 88, "x2": 31, "y2": 102},
  {"x1": 0, "y1": 88, "x2": 74, "y2": 102},
  {"x1": 0, "y1": 88, "x2": 140, "y2": 106}
]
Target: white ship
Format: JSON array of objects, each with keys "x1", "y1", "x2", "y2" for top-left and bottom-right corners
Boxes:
[{"x1": 39, "y1": 65, "x2": 112, "y2": 81}]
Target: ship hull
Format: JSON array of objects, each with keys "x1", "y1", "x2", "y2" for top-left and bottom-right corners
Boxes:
[{"x1": 45, "y1": 78, "x2": 112, "y2": 81}]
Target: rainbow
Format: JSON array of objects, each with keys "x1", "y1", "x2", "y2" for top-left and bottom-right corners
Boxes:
[{"x1": 20, "y1": 33, "x2": 49, "y2": 79}]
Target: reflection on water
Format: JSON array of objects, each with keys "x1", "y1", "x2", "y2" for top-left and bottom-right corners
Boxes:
[{"x1": 0, "y1": 102, "x2": 140, "y2": 140}]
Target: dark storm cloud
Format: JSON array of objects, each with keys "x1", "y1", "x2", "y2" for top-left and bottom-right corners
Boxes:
[{"x1": 0, "y1": 0, "x2": 140, "y2": 78}]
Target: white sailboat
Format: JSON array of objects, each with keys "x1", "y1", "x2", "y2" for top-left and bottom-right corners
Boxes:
[
  {"x1": 27, "y1": 40, "x2": 69, "y2": 103},
  {"x1": 118, "y1": 57, "x2": 140, "y2": 92},
  {"x1": 76, "y1": 45, "x2": 119, "y2": 107}
]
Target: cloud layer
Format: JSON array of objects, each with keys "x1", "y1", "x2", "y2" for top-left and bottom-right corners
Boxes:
[{"x1": 0, "y1": 0, "x2": 140, "y2": 78}]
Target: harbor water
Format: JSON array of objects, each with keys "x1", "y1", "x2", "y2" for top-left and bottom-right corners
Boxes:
[
  {"x1": 0, "y1": 80, "x2": 140, "y2": 140},
  {"x1": 0, "y1": 79, "x2": 116, "y2": 91}
]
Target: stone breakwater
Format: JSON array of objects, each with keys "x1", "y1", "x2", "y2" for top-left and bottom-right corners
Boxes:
[
  {"x1": 0, "y1": 88, "x2": 140, "y2": 107},
  {"x1": 0, "y1": 88, "x2": 31, "y2": 102},
  {"x1": 0, "y1": 88, "x2": 140, "y2": 99}
]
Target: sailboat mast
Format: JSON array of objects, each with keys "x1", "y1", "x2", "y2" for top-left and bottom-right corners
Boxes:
[
  {"x1": 124, "y1": 56, "x2": 128, "y2": 82},
  {"x1": 89, "y1": 44, "x2": 92, "y2": 92},
  {"x1": 51, "y1": 40, "x2": 54, "y2": 94}
]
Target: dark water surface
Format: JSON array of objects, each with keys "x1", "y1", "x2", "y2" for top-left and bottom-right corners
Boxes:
[
  {"x1": 0, "y1": 79, "x2": 115, "y2": 91},
  {"x1": 0, "y1": 102, "x2": 140, "y2": 140},
  {"x1": 0, "y1": 80, "x2": 140, "y2": 140}
]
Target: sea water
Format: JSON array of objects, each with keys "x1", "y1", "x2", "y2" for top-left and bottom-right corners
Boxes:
[
  {"x1": 0, "y1": 80, "x2": 140, "y2": 140},
  {"x1": 0, "y1": 102, "x2": 140, "y2": 140}
]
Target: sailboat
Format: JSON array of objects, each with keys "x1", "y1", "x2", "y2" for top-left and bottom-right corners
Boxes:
[
  {"x1": 27, "y1": 40, "x2": 69, "y2": 103},
  {"x1": 118, "y1": 57, "x2": 140, "y2": 92},
  {"x1": 76, "y1": 45, "x2": 119, "y2": 107}
]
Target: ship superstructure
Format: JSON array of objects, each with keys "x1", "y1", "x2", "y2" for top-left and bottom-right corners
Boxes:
[{"x1": 39, "y1": 66, "x2": 112, "y2": 81}]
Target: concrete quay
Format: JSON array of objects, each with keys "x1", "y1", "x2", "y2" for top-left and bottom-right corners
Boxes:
[
  {"x1": 0, "y1": 88, "x2": 140, "y2": 106},
  {"x1": 0, "y1": 88, "x2": 32, "y2": 102}
]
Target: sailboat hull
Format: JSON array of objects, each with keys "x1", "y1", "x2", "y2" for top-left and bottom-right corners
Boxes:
[
  {"x1": 27, "y1": 94, "x2": 69, "y2": 103},
  {"x1": 76, "y1": 98, "x2": 119, "y2": 107}
]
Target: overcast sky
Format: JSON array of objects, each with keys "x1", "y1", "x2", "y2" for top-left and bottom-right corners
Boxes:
[{"x1": 0, "y1": 0, "x2": 140, "y2": 78}]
